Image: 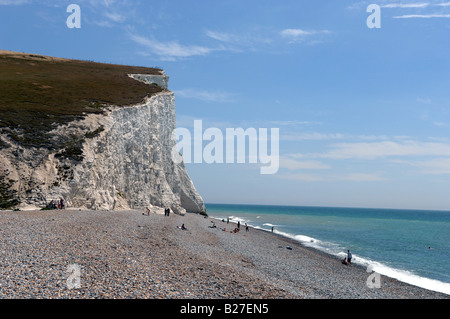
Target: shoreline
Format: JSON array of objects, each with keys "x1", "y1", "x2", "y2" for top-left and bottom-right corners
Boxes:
[
  {"x1": 0, "y1": 209, "x2": 448, "y2": 299},
  {"x1": 249, "y1": 225, "x2": 450, "y2": 293},
  {"x1": 249, "y1": 224, "x2": 449, "y2": 295},
  {"x1": 208, "y1": 213, "x2": 450, "y2": 296},
  {"x1": 206, "y1": 215, "x2": 449, "y2": 298}
]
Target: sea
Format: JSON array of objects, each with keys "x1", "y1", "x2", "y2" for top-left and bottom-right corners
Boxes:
[{"x1": 206, "y1": 203, "x2": 450, "y2": 295}]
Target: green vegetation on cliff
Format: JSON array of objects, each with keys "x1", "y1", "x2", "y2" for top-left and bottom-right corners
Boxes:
[{"x1": 0, "y1": 51, "x2": 163, "y2": 151}]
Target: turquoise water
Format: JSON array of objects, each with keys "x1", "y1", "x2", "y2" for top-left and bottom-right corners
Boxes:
[{"x1": 206, "y1": 203, "x2": 450, "y2": 295}]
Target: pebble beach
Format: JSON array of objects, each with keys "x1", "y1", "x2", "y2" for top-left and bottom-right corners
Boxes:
[{"x1": 0, "y1": 209, "x2": 448, "y2": 299}]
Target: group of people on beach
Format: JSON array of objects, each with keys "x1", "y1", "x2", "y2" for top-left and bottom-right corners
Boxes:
[
  {"x1": 216, "y1": 215, "x2": 356, "y2": 267},
  {"x1": 45, "y1": 198, "x2": 65, "y2": 210},
  {"x1": 341, "y1": 250, "x2": 352, "y2": 265},
  {"x1": 181, "y1": 214, "x2": 355, "y2": 269},
  {"x1": 215, "y1": 218, "x2": 251, "y2": 234},
  {"x1": 143, "y1": 207, "x2": 171, "y2": 216}
]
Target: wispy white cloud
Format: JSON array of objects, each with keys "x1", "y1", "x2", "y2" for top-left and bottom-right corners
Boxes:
[
  {"x1": 382, "y1": 3, "x2": 430, "y2": 8},
  {"x1": 378, "y1": 1, "x2": 450, "y2": 18},
  {"x1": 0, "y1": 0, "x2": 30, "y2": 5},
  {"x1": 316, "y1": 140, "x2": 450, "y2": 160},
  {"x1": 276, "y1": 173, "x2": 326, "y2": 182},
  {"x1": 381, "y1": 1, "x2": 450, "y2": 8},
  {"x1": 204, "y1": 29, "x2": 273, "y2": 53},
  {"x1": 65, "y1": 0, "x2": 141, "y2": 27},
  {"x1": 83, "y1": 0, "x2": 121, "y2": 9},
  {"x1": 280, "y1": 156, "x2": 331, "y2": 170},
  {"x1": 393, "y1": 13, "x2": 450, "y2": 18},
  {"x1": 269, "y1": 120, "x2": 322, "y2": 127},
  {"x1": 417, "y1": 97, "x2": 432, "y2": 104},
  {"x1": 358, "y1": 134, "x2": 391, "y2": 140},
  {"x1": 281, "y1": 29, "x2": 318, "y2": 37},
  {"x1": 280, "y1": 28, "x2": 332, "y2": 44},
  {"x1": 104, "y1": 11, "x2": 126, "y2": 23},
  {"x1": 350, "y1": 1, "x2": 450, "y2": 20},
  {"x1": 281, "y1": 28, "x2": 332, "y2": 36},
  {"x1": 350, "y1": 0, "x2": 450, "y2": 9},
  {"x1": 276, "y1": 172, "x2": 386, "y2": 182},
  {"x1": 282, "y1": 132, "x2": 344, "y2": 141},
  {"x1": 392, "y1": 158, "x2": 450, "y2": 174},
  {"x1": 320, "y1": 141, "x2": 450, "y2": 159},
  {"x1": 206, "y1": 27, "x2": 334, "y2": 48},
  {"x1": 205, "y1": 27, "x2": 333, "y2": 52},
  {"x1": 413, "y1": 158, "x2": 450, "y2": 174},
  {"x1": 174, "y1": 88, "x2": 235, "y2": 102},
  {"x1": 284, "y1": 138, "x2": 450, "y2": 177},
  {"x1": 205, "y1": 30, "x2": 240, "y2": 44},
  {"x1": 342, "y1": 173, "x2": 387, "y2": 182},
  {"x1": 129, "y1": 33, "x2": 215, "y2": 61}
]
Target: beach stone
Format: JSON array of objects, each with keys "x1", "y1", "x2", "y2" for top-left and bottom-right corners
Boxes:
[{"x1": 0, "y1": 209, "x2": 448, "y2": 299}]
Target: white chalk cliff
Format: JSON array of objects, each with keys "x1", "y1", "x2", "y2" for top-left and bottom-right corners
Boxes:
[{"x1": 0, "y1": 73, "x2": 205, "y2": 214}]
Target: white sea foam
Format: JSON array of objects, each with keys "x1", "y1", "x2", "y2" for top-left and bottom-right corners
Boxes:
[
  {"x1": 210, "y1": 215, "x2": 250, "y2": 225},
  {"x1": 262, "y1": 223, "x2": 278, "y2": 227},
  {"x1": 355, "y1": 257, "x2": 450, "y2": 295},
  {"x1": 228, "y1": 216, "x2": 250, "y2": 224}
]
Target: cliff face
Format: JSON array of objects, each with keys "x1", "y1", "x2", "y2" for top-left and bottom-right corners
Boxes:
[{"x1": 0, "y1": 73, "x2": 205, "y2": 214}]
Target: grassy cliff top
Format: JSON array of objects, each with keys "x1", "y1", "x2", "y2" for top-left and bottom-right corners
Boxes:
[{"x1": 0, "y1": 51, "x2": 164, "y2": 150}]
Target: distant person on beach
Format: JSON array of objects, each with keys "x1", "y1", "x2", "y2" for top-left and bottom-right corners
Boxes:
[
  {"x1": 237, "y1": 221, "x2": 240, "y2": 229},
  {"x1": 245, "y1": 224, "x2": 249, "y2": 232},
  {"x1": 227, "y1": 217, "x2": 229, "y2": 224},
  {"x1": 347, "y1": 250, "x2": 352, "y2": 264},
  {"x1": 341, "y1": 258, "x2": 349, "y2": 265},
  {"x1": 177, "y1": 224, "x2": 187, "y2": 230},
  {"x1": 271, "y1": 226, "x2": 274, "y2": 233}
]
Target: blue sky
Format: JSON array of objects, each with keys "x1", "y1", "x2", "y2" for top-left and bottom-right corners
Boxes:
[{"x1": 2, "y1": 0, "x2": 450, "y2": 210}]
